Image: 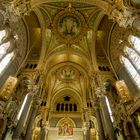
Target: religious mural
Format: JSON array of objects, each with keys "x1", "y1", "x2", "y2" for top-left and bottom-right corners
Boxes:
[
  {"x1": 59, "y1": 15, "x2": 80, "y2": 37},
  {"x1": 58, "y1": 122, "x2": 73, "y2": 136},
  {"x1": 52, "y1": 8, "x2": 88, "y2": 44}
]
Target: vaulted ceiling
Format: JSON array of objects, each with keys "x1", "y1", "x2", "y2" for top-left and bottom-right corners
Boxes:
[
  {"x1": 25, "y1": 1, "x2": 114, "y2": 68},
  {"x1": 24, "y1": 0, "x2": 116, "y2": 101}
]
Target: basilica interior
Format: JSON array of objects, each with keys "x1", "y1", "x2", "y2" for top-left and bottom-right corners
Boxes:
[{"x1": 0, "y1": 0, "x2": 140, "y2": 140}]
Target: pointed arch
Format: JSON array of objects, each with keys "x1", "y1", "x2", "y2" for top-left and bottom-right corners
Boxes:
[
  {"x1": 129, "y1": 35, "x2": 140, "y2": 53},
  {"x1": 124, "y1": 47, "x2": 140, "y2": 71},
  {"x1": 120, "y1": 56, "x2": 140, "y2": 88}
]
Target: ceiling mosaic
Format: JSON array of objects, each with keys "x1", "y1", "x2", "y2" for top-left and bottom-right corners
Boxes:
[
  {"x1": 52, "y1": 7, "x2": 88, "y2": 44},
  {"x1": 38, "y1": 2, "x2": 101, "y2": 44}
]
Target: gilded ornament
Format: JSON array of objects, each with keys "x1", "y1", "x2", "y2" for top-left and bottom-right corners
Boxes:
[
  {"x1": 115, "y1": 80, "x2": 132, "y2": 102},
  {"x1": 52, "y1": 7, "x2": 88, "y2": 44},
  {"x1": 0, "y1": 76, "x2": 17, "y2": 101}
]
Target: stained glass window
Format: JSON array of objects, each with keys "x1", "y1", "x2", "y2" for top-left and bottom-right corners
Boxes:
[
  {"x1": 0, "y1": 30, "x2": 6, "y2": 42},
  {"x1": 120, "y1": 35, "x2": 140, "y2": 89},
  {"x1": 120, "y1": 56, "x2": 140, "y2": 88},
  {"x1": 0, "y1": 30, "x2": 14, "y2": 74},
  {"x1": 0, "y1": 42, "x2": 10, "y2": 60},
  {"x1": 129, "y1": 35, "x2": 140, "y2": 53},
  {"x1": 125, "y1": 47, "x2": 140, "y2": 72},
  {"x1": 0, "y1": 52, "x2": 14, "y2": 73}
]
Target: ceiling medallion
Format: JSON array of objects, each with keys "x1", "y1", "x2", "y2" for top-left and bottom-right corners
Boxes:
[{"x1": 52, "y1": 5, "x2": 88, "y2": 44}]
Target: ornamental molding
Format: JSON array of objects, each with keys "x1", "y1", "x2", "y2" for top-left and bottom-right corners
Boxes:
[{"x1": 56, "y1": 65, "x2": 80, "y2": 81}]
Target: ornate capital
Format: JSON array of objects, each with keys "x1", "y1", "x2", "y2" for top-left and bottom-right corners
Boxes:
[
  {"x1": 95, "y1": 87, "x2": 106, "y2": 98},
  {"x1": 107, "y1": 6, "x2": 136, "y2": 28}
]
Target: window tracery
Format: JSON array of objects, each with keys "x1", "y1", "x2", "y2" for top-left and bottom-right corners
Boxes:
[
  {"x1": 129, "y1": 35, "x2": 140, "y2": 53},
  {"x1": 120, "y1": 55, "x2": 140, "y2": 88},
  {"x1": 124, "y1": 47, "x2": 140, "y2": 71},
  {"x1": 120, "y1": 35, "x2": 140, "y2": 89},
  {"x1": 0, "y1": 30, "x2": 6, "y2": 42},
  {"x1": 0, "y1": 29, "x2": 15, "y2": 74}
]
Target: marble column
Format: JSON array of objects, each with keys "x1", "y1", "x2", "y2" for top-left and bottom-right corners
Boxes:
[
  {"x1": 95, "y1": 104, "x2": 105, "y2": 140},
  {"x1": 86, "y1": 123, "x2": 90, "y2": 140},
  {"x1": 3, "y1": 128, "x2": 13, "y2": 140},
  {"x1": 126, "y1": 121, "x2": 140, "y2": 140},
  {"x1": 116, "y1": 130, "x2": 124, "y2": 140},
  {"x1": 24, "y1": 99, "x2": 40, "y2": 140},
  {"x1": 83, "y1": 109, "x2": 90, "y2": 140},
  {"x1": 40, "y1": 126, "x2": 48, "y2": 140},
  {"x1": 100, "y1": 95, "x2": 116, "y2": 140},
  {"x1": 12, "y1": 93, "x2": 33, "y2": 140}
]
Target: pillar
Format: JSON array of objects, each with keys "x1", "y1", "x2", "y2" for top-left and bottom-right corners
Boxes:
[
  {"x1": 86, "y1": 123, "x2": 90, "y2": 140},
  {"x1": 100, "y1": 96, "x2": 116, "y2": 140},
  {"x1": 3, "y1": 128, "x2": 13, "y2": 140},
  {"x1": 94, "y1": 101, "x2": 105, "y2": 140},
  {"x1": 83, "y1": 109, "x2": 90, "y2": 140},
  {"x1": 116, "y1": 130, "x2": 124, "y2": 140},
  {"x1": 12, "y1": 93, "x2": 33, "y2": 140},
  {"x1": 24, "y1": 99, "x2": 40, "y2": 140},
  {"x1": 40, "y1": 125, "x2": 48, "y2": 140}
]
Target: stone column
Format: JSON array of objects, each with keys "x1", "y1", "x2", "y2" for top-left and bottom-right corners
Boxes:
[
  {"x1": 12, "y1": 93, "x2": 33, "y2": 140},
  {"x1": 40, "y1": 123, "x2": 48, "y2": 140},
  {"x1": 3, "y1": 128, "x2": 13, "y2": 140},
  {"x1": 86, "y1": 123, "x2": 90, "y2": 140},
  {"x1": 83, "y1": 109, "x2": 90, "y2": 140},
  {"x1": 93, "y1": 100, "x2": 105, "y2": 140},
  {"x1": 96, "y1": 88, "x2": 116, "y2": 140},
  {"x1": 83, "y1": 122, "x2": 87, "y2": 140},
  {"x1": 116, "y1": 130, "x2": 124, "y2": 140},
  {"x1": 24, "y1": 99, "x2": 41, "y2": 140}
]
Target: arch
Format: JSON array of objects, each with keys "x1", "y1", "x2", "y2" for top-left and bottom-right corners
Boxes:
[
  {"x1": 124, "y1": 121, "x2": 139, "y2": 139},
  {"x1": 124, "y1": 47, "x2": 140, "y2": 70},
  {"x1": 56, "y1": 117, "x2": 76, "y2": 128},
  {"x1": 45, "y1": 53, "x2": 91, "y2": 74},
  {"x1": 128, "y1": 35, "x2": 140, "y2": 53},
  {"x1": 32, "y1": 114, "x2": 42, "y2": 140},
  {"x1": 0, "y1": 52, "x2": 15, "y2": 75},
  {"x1": 31, "y1": 0, "x2": 109, "y2": 13},
  {"x1": 45, "y1": 62, "x2": 89, "y2": 83},
  {"x1": 90, "y1": 116, "x2": 99, "y2": 140},
  {"x1": 0, "y1": 30, "x2": 6, "y2": 43},
  {"x1": 51, "y1": 88, "x2": 82, "y2": 109},
  {"x1": 120, "y1": 56, "x2": 140, "y2": 88},
  {"x1": 90, "y1": 116, "x2": 99, "y2": 131},
  {"x1": 33, "y1": 114, "x2": 42, "y2": 128},
  {"x1": 46, "y1": 45, "x2": 91, "y2": 65}
]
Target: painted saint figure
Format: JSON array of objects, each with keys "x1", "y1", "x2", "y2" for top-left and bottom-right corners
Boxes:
[
  {"x1": 58, "y1": 122, "x2": 73, "y2": 136},
  {"x1": 60, "y1": 16, "x2": 78, "y2": 36}
]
